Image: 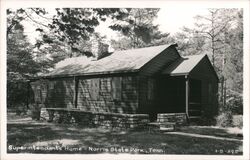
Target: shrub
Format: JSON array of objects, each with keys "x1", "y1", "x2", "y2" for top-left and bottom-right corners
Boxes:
[
  {"x1": 29, "y1": 103, "x2": 41, "y2": 120},
  {"x1": 232, "y1": 115, "x2": 243, "y2": 129},
  {"x1": 15, "y1": 103, "x2": 27, "y2": 115},
  {"x1": 199, "y1": 116, "x2": 216, "y2": 126},
  {"x1": 198, "y1": 110, "x2": 217, "y2": 126},
  {"x1": 226, "y1": 95, "x2": 243, "y2": 115},
  {"x1": 216, "y1": 111, "x2": 233, "y2": 127},
  {"x1": 7, "y1": 81, "x2": 29, "y2": 109}
]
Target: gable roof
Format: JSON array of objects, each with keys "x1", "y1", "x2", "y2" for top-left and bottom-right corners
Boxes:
[
  {"x1": 162, "y1": 54, "x2": 206, "y2": 76},
  {"x1": 41, "y1": 44, "x2": 174, "y2": 78},
  {"x1": 162, "y1": 54, "x2": 218, "y2": 80}
]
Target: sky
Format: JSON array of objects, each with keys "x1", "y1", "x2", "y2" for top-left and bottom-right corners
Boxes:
[
  {"x1": 24, "y1": 7, "x2": 209, "y2": 44},
  {"x1": 86, "y1": 8, "x2": 209, "y2": 41},
  {"x1": 155, "y1": 8, "x2": 209, "y2": 34}
]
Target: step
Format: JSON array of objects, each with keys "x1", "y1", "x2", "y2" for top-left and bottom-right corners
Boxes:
[
  {"x1": 188, "y1": 116, "x2": 201, "y2": 124},
  {"x1": 189, "y1": 112, "x2": 201, "y2": 116},
  {"x1": 189, "y1": 116, "x2": 201, "y2": 119},
  {"x1": 188, "y1": 109, "x2": 201, "y2": 113},
  {"x1": 160, "y1": 122, "x2": 176, "y2": 128},
  {"x1": 160, "y1": 127, "x2": 175, "y2": 131},
  {"x1": 148, "y1": 122, "x2": 175, "y2": 132}
]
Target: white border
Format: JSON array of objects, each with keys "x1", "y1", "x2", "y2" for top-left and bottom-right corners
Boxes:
[{"x1": 1, "y1": 0, "x2": 249, "y2": 160}]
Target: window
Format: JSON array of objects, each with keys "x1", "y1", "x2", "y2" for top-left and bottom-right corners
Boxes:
[
  {"x1": 35, "y1": 85, "x2": 42, "y2": 103},
  {"x1": 49, "y1": 82, "x2": 54, "y2": 90},
  {"x1": 208, "y1": 83, "x2": 213, "y2": 103},
  {"x1": 91, "y1": 79, "x2": 100, "y2": 100},
  {"x1": 147, "y1": 78, "x2": 155, "y2": 100},
  {"x1": 111, "y1": 77, "x2": 122, "y2": 100},
  {"x1": 100, "y1": 78, "x2": 111, "y2": 92},
  {"x1": 40, "y1": 83, "x2": 48, "y2": 103}
]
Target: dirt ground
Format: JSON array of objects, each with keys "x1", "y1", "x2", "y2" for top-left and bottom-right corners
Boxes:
[{"x1": 7, "y1": 113, "x2": 243, "y2": 154}]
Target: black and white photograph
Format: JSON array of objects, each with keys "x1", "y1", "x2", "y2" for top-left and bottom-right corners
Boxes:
[{"x1": 0, "y1": 0, "x2": 249, "y2": 159}]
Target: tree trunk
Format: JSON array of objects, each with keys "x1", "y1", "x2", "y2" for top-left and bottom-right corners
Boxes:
[
  {"x1": 223, "y1": 80, "x2": 227, "y2": 107},
  {"x1": 220, "y1": 78, "x2": 224, "y2": 106}
]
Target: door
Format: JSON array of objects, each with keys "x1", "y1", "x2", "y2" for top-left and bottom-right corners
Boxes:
[{"x1": 189, "y1": 79, "x2": 202, "y2": 117}]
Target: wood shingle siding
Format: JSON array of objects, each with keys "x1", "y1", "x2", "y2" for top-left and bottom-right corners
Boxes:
[
  {"x1": 189, "y1": 56, "x2": 219, "y2": 119},
  {"x1": 77, "y1": 75, "x2": 138, "y2": 113},
  {"x1": 137, "y1": 76, "x2": 156, "y2": 118}
]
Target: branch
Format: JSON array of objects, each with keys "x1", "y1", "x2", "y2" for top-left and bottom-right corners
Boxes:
[
  {"x1": 24, "y1": 11, "x2": 49, "y2": 28},
  {"x1": 214, "y1": 45, "x2": 225, "y2": 51},
  {"x1": 200, "y1": 35, "x2": 212, "y2": 40},
  {"x1": 195, "y1": 30, "x2": 213, "y2": 38},
  {"x1": 195, "y1": 15, "x2": 212, "y2": 22},
  {"x1": 30, "y1": 8, "x2": 53, "y2": 20},
  {"x1": 208, "y1": 9, "x2": 220, "y2": 15},
  {"x1": 7, "y1": 12, "x2": 28, "y2": 36},
  {"x1": 227, "y1": 89, "x2": 243, "y2": 97},
  {"x1": 7, "y1": 23, "x2": 16, "y2": 36}
]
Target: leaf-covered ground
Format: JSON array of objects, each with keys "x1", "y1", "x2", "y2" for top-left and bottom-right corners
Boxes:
[{"x1": 7, "y1": 113, "x2": 243, "y2": 155}]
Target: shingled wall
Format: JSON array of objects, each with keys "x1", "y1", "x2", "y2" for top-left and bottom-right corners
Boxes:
[
  {"x1": 30, "y1": 75, "x2": 139, "y2": 114},
  {"x1": 77, "y1": 76, "x2": 138, "y2": 113}
]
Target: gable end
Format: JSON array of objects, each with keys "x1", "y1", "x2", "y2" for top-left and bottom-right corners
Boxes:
[
  {"x1": 139, "y1": 45, "x2": 181, "y2": 76},
  {"x1": 190, "y1": 55, "x2": 219, "y2": 81}
]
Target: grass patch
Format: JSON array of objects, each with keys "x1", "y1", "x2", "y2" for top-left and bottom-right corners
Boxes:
[
  {"x1": 178, "y1": 126, "x2": 243, "y2": 140},
  {"x1": 7, "y1": 115, "x2": 243, "y2": 155}
]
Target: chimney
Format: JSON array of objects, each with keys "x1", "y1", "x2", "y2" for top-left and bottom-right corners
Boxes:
[{"x1": 91, "y1": 40, "x2": 109, "y2": 60}]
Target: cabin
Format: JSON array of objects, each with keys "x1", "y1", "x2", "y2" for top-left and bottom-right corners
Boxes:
[{"x1": 29, "y1": 44, "x2": 218, "y2": 129}]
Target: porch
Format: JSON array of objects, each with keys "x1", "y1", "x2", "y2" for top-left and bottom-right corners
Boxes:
[{"x1": 154, "y1": 75, "x2": 202, "y2": 122}]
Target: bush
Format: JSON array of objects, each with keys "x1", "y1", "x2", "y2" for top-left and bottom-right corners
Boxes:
[
  {"x1": 7, "y1": 81, "x2": 29, "y2": 109},
  {"x1": 29, "y1": 103, "x2": 41, "y2": 120},
  {"x1": 199, "y1": 116, "x2": 216, "y2": 126},
  {"x1": 15, "y1": 103, "x2": 28, "y2": 115},
  {"x1": 216, "y1": 111, "x2": 233, "y2": 127},
  {"x1": 232, "y1": 115, "x2": 243, "y2": 128},
  {"x1": 226, "y1": 95, "x2": 243, "y2": 115}
]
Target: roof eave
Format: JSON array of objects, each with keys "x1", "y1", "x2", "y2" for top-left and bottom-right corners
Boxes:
[
  {"x1": 30, "y1": 69, "x2": 140, "y2": 80},
  {"x1": 169, "y1": 73, "x2": 189, "y2": 76}
]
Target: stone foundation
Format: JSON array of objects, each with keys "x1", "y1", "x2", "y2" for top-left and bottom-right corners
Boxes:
[
  {"x1": 44, "y1": 108, "x2": 149, "y2": 130},
  {"x1": 157, "y1": 113, "x2": 187, "y2": 125},
  {"x1": 40, "y1": 108, "x2": 49, "y2": 121}
]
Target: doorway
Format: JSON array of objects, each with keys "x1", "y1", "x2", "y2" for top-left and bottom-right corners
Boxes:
[
  {"x1": 189, "y1": 79, "x2": 202, "y2": 117},
  {"x1": 154, "y1": 76, "x2": 186, "y2": 121}
]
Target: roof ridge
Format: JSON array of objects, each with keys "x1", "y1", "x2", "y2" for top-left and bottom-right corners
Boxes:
[
  {"x1": 183, "y1": 54, "x2": 206, "y2": 57},
  {"x1": 114, "y1": 44, "x2": 171, "y2": 53},
  {"x1": 39, "y1": 43, "x2": 174, "y2": 78}
]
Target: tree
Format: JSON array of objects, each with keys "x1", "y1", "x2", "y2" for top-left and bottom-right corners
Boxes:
[
  {"x1": 172, "y1": 9, "x2": 243, "y2": 114},
  {"x1": 7, "y1": 8, "x2": 48, "y2": 36},
  {"x1": 7, "y1": 8, "x2": 134, "y2": 72},
  {"x1": 195, "y1": 9, "x2": 243, "y2": 109},
  {"x1": 167, "y1": 27, "x2": 208, "y2": 56},
  {"x1": 7, "y1": 9, "x2": 52, "y2": 109},
  {"x1": 7, "y1": 25, "x2": 33, "y2": 108},
  {"x1": 36, "y1": 8, "x2": 129, "y2": 57},
  {"x1": 221, "y1": 10, "x2": 243, "y2": 114},
  {"x1": 109, "y1": 8, "x2": 169, "y2": 49}
]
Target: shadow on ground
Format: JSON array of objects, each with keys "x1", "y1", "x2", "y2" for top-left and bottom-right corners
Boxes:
[
  {"x1": 7, "y1": 115, "x2": 243, "y2": 155},
  {"x1": 178, "y1": 126, "x2": 243, "y2": 140}
]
